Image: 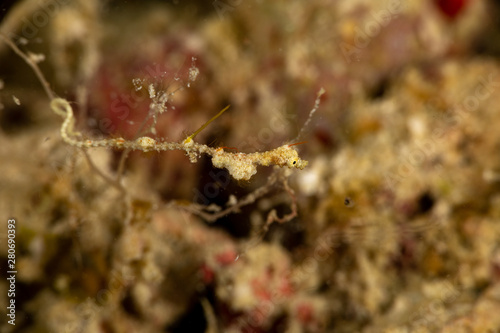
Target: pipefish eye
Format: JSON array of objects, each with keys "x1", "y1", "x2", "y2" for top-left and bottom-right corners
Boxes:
[{"x1": 288, "y1": 159, "x2": 298, "y2": 167}]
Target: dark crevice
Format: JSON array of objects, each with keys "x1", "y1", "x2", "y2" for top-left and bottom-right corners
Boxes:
[
  {"x1": 471, "y1": 1, "x2": 500, "y2": 57},
  {"x1": 167, "y1": 300, "x2": 207, "y2": 333},
  {"x1": 416, "y1": 192, "x2": 435, "y2": 215},
  {"x1": 0, "y1": 105, "x2": 35, "y2": 134},
  {"x1": 368, "y1": 77, "x2": 390, "y2": 100}
]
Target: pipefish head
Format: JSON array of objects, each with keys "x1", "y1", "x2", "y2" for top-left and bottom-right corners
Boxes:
[
  {"x1": 272, "y1": 145, "x2": 308, "y2": 170},
  {"x1": 286, "y1": 141, "x2": 308, "y2": 169}
]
